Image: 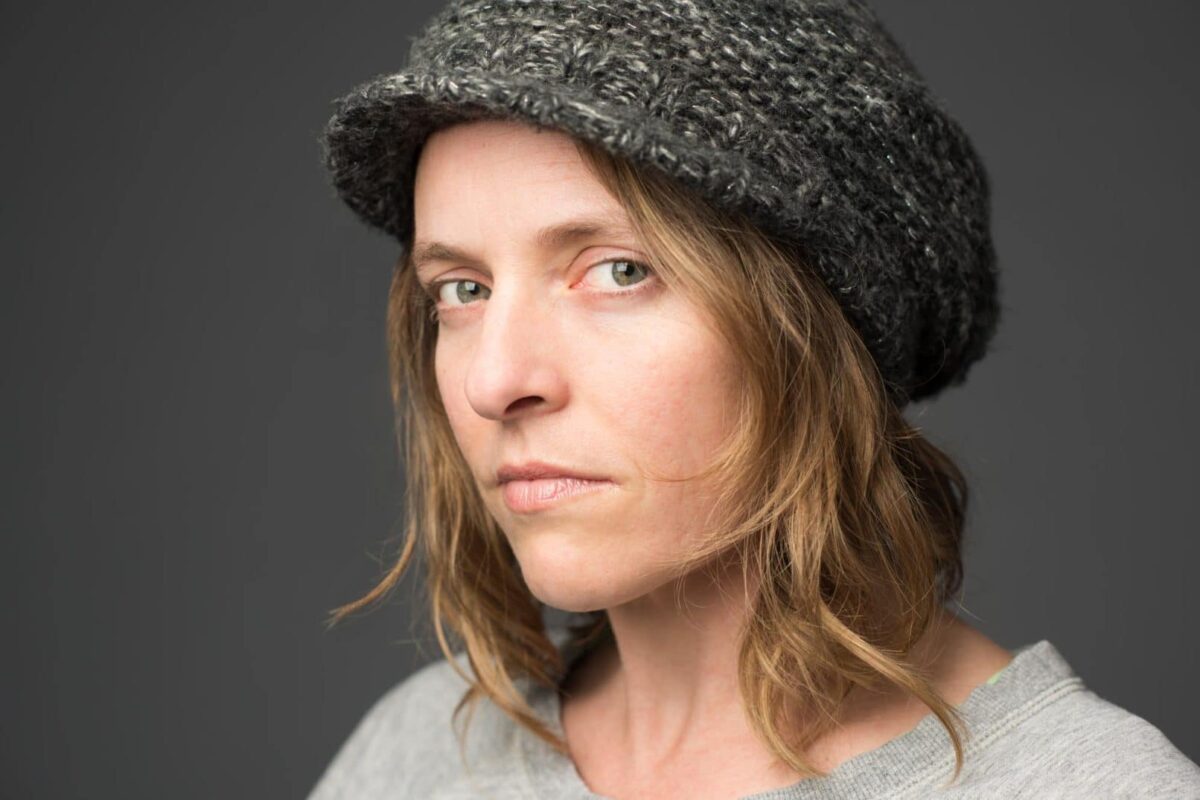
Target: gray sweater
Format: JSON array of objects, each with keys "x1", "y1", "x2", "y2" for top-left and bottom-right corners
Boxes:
[{"x1": 308, "y1": 627, "x2": 1200, "y2": 798}]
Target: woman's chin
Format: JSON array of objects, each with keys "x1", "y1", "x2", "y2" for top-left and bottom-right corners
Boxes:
[
  {"x1": 518, "y1": 561, "x2": 656, "y2": 615},
  {"x1": 521, "y1": 571, "x2": 623, "y2": 614},
  {"x1": 505, "y1": 523, "x2": 673, "y2": 612}
]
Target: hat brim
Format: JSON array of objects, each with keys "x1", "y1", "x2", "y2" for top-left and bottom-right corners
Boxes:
[{"x1": 320, "y1": 68, "x2": 809, "y2": 247}]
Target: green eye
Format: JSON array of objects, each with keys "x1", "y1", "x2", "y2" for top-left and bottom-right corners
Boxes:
[
  {"x1": 594, "y1": 259, "x2": 652, "y2": 288},
  {"x1": 431, "y1": 279, "x2": 491, "y2": 307},
  {"x1": 425, "y1": 258, "x2": 655, "y2": 317}
]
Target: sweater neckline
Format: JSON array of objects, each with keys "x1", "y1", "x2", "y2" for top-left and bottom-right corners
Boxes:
[{"x1": 517, "y1": 629, "x2": 1084, "y2": 800}]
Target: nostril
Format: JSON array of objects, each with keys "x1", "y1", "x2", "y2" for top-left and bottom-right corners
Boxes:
[{"x1": 506, "y1": 396, "x2": 543, "y2": 414}]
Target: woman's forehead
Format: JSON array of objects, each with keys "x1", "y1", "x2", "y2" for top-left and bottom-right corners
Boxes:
[
  {"x1": 418, "y1": 118, "x2": 588, "y2": 183},
  {"x1": 412, "y1": 121, "x2": 633, "y2": 254}
]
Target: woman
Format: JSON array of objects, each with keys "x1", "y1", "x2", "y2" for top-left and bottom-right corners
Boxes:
[{"x1": 309, "y1": 1, "x2": 1200, "y2": 797}]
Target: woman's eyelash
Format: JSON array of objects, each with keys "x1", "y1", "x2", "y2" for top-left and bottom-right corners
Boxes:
[{"x1": 424, "y1": 258, "x2": 656, "y2": 303}]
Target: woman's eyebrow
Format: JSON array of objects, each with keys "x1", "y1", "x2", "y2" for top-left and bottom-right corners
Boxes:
[{"x1": 411, "y1": 215, "x2": 636, "y2": 278}]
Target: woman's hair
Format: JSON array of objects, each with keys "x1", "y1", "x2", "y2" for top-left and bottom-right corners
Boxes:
[{"x1": 328, "y1": 120, "x2": 974, "y2": 786}]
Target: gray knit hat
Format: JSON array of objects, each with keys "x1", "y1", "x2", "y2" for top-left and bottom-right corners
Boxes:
[{"x1": 320, "y1": 0, "x2": 1000, "y2": 406}]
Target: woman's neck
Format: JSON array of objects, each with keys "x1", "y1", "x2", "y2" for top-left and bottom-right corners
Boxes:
[{"x1": 559, "y1": 597, "x2": 1013, "y2": 799}]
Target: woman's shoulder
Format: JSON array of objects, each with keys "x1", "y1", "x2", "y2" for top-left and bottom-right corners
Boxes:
[
  {"x1": 995, "y1": 684, "x2": 1198, "y2": 795},
  {"x1": 933, "y1": 640, "x2": 1200, "y2": 798},
  {"x1": 306, "y1": 644, "x2": 538, "y2": 800},
  {"x1": 305, "y1": 657, "x2": 464, "y2": 799}
]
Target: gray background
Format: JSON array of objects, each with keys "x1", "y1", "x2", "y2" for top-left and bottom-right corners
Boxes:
[{"x1": 4, "y1": 1, "x2": 1197, "y2": 797}]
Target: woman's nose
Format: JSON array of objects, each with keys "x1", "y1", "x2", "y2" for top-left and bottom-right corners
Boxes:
[{"x1": 460, "y1": 283, "x2": 568, "y2": 422}]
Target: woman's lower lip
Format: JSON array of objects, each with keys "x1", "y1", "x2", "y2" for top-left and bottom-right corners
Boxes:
[{"x1": 501, "y1": 477, "x2": 615, "y2": 513}]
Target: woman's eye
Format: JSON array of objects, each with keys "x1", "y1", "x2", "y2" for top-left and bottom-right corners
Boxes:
[
  {"x1": 582, "y1": 258, "x2": 654, "y2": 290},
  {"x1": 431, "y1": 279, "x2": 491, "y2": 308},
  {"x1": 426, "y1": 258, "x2": 653, "y2": 312}
]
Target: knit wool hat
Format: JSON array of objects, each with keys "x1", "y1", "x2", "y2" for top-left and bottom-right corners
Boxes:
[{"x1": 320, "y1": 0, "x2": 1001, "y2": 406}]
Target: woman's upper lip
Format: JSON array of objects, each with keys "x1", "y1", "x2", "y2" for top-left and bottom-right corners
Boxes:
[{"x1": 496, "y1": 461, "x2": 611, "y2": 485}]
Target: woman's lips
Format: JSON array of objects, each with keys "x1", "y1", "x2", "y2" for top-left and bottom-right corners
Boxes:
[{"x1": 501, "y1": 477, "x2": 616, "y2": 513}]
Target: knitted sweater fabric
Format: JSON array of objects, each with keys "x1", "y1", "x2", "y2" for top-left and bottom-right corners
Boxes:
[{"x1": 307, "y1": 626, "x2": 1200, "y2": 799}]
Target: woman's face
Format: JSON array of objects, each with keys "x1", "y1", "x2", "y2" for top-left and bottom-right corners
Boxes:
[{"x1": 411, "y1": 118, "x2": 741, "y2": 613}]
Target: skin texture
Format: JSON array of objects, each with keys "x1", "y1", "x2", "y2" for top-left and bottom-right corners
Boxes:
[{"x1": 411, "y1": 118, "x2": 1014, "y2": 799}]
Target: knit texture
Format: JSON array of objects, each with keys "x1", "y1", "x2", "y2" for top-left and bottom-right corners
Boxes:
[
  {"x1": 306, "y1": 627, "x2": 1200, "y2": 798},
  {"x1": 320, "y1": 0, "x2": 1002, "y2": 406}
]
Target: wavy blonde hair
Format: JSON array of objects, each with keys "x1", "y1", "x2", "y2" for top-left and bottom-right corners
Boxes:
[{"x1": 328, "y1": 121, "x2": 975, "y2": 787}]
